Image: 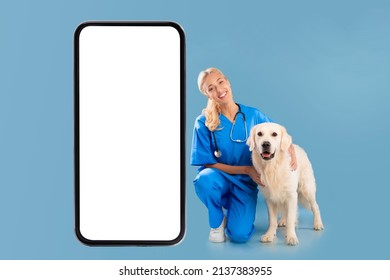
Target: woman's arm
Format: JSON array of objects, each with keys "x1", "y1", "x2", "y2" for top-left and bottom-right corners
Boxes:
[
  {"x1": 205, "y1": 163, "x2": 264, "y2": 186},
  {"x1": 204, "y1": 163, "x2": 249, "y2": 175}
]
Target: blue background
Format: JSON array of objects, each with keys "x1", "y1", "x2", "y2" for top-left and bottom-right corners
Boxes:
[{"x1": 1, "y1": 0, "x2": 389, "y2": 259}]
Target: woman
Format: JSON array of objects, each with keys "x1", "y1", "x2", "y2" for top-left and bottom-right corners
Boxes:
[{"x1": 191, "y1": 67, "x2": 296, "y2": 243}]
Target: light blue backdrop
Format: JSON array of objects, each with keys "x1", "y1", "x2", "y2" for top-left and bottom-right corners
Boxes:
[{"x1": 1, "y1": 0, "x2": 389, "y2": 259}]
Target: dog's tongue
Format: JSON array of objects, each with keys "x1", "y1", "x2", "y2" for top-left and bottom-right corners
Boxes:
[{"x1": 262, "y1": 152, "x2": 271, "y2": 158}]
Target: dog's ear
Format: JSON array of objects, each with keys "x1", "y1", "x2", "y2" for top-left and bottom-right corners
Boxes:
[
  {"x1": 246, "y1": 126, "x2": 257, "y2": 151},
  {"x1": 280, "y1": 125, "x2": 292, "y2": 152}
]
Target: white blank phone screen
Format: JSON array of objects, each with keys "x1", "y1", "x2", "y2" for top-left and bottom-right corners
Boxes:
[{"x1": 76, "y1": 23, "x2": 184, "y2": 244}]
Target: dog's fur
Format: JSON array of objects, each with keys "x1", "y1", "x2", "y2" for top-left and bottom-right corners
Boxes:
[{"x1": 247, "y1": 123, "x2": 324, "y2": 245}]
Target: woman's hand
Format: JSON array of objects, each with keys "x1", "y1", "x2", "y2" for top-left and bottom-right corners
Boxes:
[
  {"x1": 246, "y1": 166, "x2": 265, "y2": 187},
  {"x1": 289, "y1": 144, "x2": 298, "y2": 171}
]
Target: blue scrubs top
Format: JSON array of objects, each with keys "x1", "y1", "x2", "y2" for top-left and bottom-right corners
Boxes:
[{"x1": 191, "y1": 104, "x2": 272, "y2": 190}]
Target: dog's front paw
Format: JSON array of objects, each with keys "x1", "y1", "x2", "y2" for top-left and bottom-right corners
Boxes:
[
  {"x1": 314, "y1": 222, "x2": 324, "y2": 231},
  {"x1": 285, "y1": 234, "x2": 299, "y2": 246},
  {"x1": 278, "y1": 219, "x2": 286, "y2": 227},
  {"x1": 260, "y1": 233, "x2": 276, "y2": 243}
]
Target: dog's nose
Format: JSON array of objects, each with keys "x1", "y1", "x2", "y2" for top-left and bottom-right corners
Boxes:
[{"x1": 262, "y1": 141, "x2": 271, "y2": 149}]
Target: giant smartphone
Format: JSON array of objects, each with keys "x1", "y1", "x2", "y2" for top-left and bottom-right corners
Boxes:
[{"x1": 74, "y1": 22, "x2": 185, "y2": 245}]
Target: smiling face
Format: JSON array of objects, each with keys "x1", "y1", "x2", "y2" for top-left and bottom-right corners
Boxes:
[
  {"x1": 201, "y1": 71, "x2": 233, "y2": 106},
  {"x1": 247, "y1": 123, "x2": 292, "y2": 161}
]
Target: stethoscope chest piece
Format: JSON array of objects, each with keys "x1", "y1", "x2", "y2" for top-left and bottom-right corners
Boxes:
[{"x1": 211, "y1": 104, "x2": 247, "y2": 159}]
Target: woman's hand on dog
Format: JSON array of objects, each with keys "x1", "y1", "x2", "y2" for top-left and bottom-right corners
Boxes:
[
  {"x1": 289, "y1": 145, "x2": 298, "y2": 171},
  {"x1": 247, "y1": 166, "x2": 265, "y2": 187}
]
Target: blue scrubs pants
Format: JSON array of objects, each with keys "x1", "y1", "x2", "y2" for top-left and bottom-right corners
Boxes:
[{"x1": 194, "y1": 168, "x2": 258, "y2": 243}]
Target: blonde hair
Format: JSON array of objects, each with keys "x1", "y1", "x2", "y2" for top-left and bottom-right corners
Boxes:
[{"x1": 197, "y1": 67, "x2": 226, "y2": 131}]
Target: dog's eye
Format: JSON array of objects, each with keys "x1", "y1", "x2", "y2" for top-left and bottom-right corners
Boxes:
[
  {"x1": 257, "y1": 132, "x2": 263, "y2": 137},
  {"x1": 272, "y1": 132, "x2": 278, "y2": 137}
]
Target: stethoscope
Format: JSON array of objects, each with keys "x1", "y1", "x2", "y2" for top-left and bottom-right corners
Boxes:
[{"x1": 212, "y1": 103, "x2": 248, "y2": 158}]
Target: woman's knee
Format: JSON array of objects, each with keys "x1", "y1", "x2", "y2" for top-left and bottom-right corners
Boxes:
[
  {"x1": 194, "y1": 168, "x2": 223, "y2": 195},
  {"x1": 227, "y1": 225, "x2": 255, "y2": 243}
]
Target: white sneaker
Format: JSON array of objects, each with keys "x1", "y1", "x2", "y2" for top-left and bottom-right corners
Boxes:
[{"x1": 209, "y1": 216, "x2": 226, "y2": 243}]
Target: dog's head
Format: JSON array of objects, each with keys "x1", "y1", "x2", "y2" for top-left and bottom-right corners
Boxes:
[{"x1": 247, "y1": 123, "x2": 292, "y2": 161}]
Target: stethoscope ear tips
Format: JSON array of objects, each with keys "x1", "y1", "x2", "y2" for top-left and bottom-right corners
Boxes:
[{"x1": 214, "y1": 150, "x2": 222, "y2": 158}]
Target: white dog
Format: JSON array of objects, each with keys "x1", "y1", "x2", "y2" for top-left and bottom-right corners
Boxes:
[{"x1": 247, "y1": 123, "x2": 324, "y2": 245}]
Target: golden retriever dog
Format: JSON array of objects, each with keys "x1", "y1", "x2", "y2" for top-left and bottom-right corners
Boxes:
[{"x1": 247, "y1": 123, "x2": 324, "y2": 245}]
